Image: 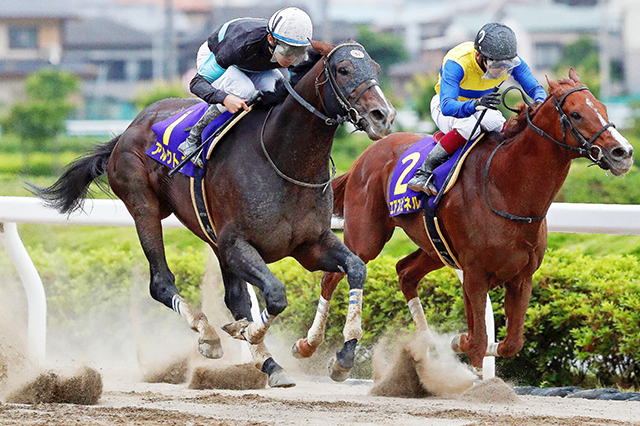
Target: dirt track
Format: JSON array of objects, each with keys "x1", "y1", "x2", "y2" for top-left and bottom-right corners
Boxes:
[{"x1": 2, "y1": 373, "x2": 640, "y2": 426}]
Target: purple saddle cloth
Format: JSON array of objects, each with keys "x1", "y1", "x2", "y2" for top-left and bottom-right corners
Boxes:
[
  {"x1": 388, "y1": 135, "x2": 478, "y2": 217},
  {"x1": 146, "y1": 102, "x2": 232, "y2": 178}
]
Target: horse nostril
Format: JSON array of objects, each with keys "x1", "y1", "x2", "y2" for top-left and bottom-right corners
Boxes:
[
  {"x1": 370, "y1": 109, "x2": 385, "y2": 123},
  {"x1": 612, "y1": 146, "x2": 633, "y2": 160}
]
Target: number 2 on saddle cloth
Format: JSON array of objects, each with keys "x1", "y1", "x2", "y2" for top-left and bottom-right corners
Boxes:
[{"x1": 388, "y1": 132, "x2": 485, "y2": 268}]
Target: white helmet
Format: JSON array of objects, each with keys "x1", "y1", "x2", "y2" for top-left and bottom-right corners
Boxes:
[{"x1": 268, "y1": 7, "x2": 313, "y2": 47}]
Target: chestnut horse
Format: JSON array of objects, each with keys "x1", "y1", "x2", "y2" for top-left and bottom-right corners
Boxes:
[
  {"x1": 292, "y1": 69, "x2": 633, "y2": 381},
  {"x1": 32, "y1": 41, "x2": 395, "y2": 387}
]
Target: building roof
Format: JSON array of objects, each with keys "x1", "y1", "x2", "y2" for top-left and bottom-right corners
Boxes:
[
  {"x1": 116, "y1": 0, "x2": 212, "y2": 14},
  {"x1": 0, "y1": 0, "x2": 78, "y2": 19},
  {"x1": 65, "y1": 18, "x2": 153, "y2": 49},
  {"x1": 502, "y1": 4, "x2": 611, "y2": 33}
]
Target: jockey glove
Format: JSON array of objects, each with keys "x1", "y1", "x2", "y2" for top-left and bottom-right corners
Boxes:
[{"x1": 474, "y1": 91, "x2": 502, "y2": 111}]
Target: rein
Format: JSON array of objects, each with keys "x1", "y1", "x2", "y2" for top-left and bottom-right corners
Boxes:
[
  {"x1": 260, "y1": 106, "x2": 337, "y2": 193},
  {"x1": 260, "y1": 42, "x2": 379, "y2": 191},
  {"x1": 282, "y1": 42, "x2": 380, "y2": 131},
  {"x1": 483, "y1": 85, "x2": 616, "y2": 223}
]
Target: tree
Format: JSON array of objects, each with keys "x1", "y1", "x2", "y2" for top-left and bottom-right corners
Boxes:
[
  {"x1": 1, "y1": 68, "x2": 80, "y2": 152},
  {"x1": 355, "y1": 25, "x2": 408, "y2": 79},
  {"x1": 133, "y1": 80, "x2": 190, "y2": 111},
  {"x1": 554, "y1": 36, "x2": 600, "y2": 97}
]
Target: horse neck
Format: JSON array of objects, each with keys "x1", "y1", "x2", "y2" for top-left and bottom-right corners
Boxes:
[
  {"x1": 489, "y1": 104, "x2": 573, "y2": 216},
  {"x1": 264, "y1": 63, "x2": 338, "y2": 180}
]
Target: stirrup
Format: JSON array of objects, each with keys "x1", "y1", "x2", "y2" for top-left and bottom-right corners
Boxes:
[{"x1": 178, "y1": 139, "x2": 204, "y2": 168}]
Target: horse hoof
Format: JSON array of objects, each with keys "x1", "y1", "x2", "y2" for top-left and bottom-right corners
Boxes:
[
  {"x1": 451, "y1": 335, "x2": 463, "y2": 353},
  {"x1": 292, "y1": 339, "x2": 316, "y2": 359},
  {"x1": 221, "y1": 319, "x2": 250, "y2": 341},
  {"x1": 268, "y1": 369, "x2": 296, "y2": 388},
  {"x1": 327, "y1": 356, "x2": 350, "y2": 382},
  {"x1": 198, "y1": 338, "x2": 223, "y2": 359}
]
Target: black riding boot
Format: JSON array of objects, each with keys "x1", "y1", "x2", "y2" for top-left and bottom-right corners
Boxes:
[
  {"x1": 407, "y1": 143, "x2": 451, "y2": 195},
  {"x1": 178, "y1": 104, "x2": 222, "y2": 168}
]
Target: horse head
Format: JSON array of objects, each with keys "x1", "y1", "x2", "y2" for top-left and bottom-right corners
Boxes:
[
  {"x1": 542, "y1": 68, "x2": 633, "y2": 175},
  {"x1": 311, "y1": 40, "x2": 395, "y2": 140}
]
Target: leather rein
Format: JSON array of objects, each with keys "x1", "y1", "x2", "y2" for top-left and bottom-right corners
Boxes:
[
  {"x1": 483, "y1": 85, "x2": 616, "y2": 223},
  {"x1": 261, "y1": 42, "x2": 380, "y2": 191}
]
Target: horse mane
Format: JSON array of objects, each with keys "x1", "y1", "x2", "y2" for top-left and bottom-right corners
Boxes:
[
  {"x1": 503, "y1": 70, "x2": 583, "y2": 139},
  {"x1": 502, "y1": 102, "x2": 542, "y2": 139}
]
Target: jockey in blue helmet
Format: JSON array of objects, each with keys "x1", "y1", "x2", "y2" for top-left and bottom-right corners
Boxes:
[{"x1": 408, "y1": 23, "x2": 547, "y2": 194}]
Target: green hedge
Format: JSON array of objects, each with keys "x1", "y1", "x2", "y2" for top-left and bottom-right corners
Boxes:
[
  {"x1": 270, "y1": 251, "x2": 640, "y2": 388},
  {"x1": 9, "y1": 241, "x2": 640, "y2": 388}
]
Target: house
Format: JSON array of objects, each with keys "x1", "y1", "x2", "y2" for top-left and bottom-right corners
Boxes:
[
  {"x1": 332, "y1": 0, "x2": 639, "y2": 102},
  {"x1": 0, "y1": 1, "x2": 96, "y2": 106}
]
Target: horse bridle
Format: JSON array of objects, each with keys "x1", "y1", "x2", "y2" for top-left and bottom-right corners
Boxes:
[
  {"x1": 282, "y1": 42, "x2": 380, "y2": 129},
  {"x1": 263, "y1": 42, "x2": 381, "y2": 191},
  {"x1": 507, "y1": 85, "x2": 615, "y2": 165},
  {"x1": 484, "y1": 85, "x2": 616, "y2": 223}
]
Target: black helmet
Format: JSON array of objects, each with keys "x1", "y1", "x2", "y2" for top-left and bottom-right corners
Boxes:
[{"x1": 474, "y1": 23, "x2": 517, "y2": 60}]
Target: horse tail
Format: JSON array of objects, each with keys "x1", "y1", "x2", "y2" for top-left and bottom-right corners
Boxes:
[
  {"x1": 331, "y1": 172, "x2": 350, "y2": 217},
  {"x1": 28, "y1": 136, "x2": 120, "y2": 214}
]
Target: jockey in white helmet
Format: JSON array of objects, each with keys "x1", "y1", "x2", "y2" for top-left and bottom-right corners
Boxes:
[{"x1": 180, "y1": 7, "x2": 313, "y2": 167}]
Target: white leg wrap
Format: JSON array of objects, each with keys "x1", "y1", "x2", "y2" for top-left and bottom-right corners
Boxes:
[
  {"x1": 343, "y1": 289, "x2": 363, "y2": 342},
  {"x1": 173, "y1": 295, "x2": 202, "y2": 331},
  {"x1": 486, "y1": 342, "x2": 500, "y2": 357},
  {"x1": 472, "y1": 366, "x2": 483, "y2": 385},
  {"x1": 244, "y1": 309, "x2": 275, "y2": 342},
  {"x1": 307, "y1": 296, "x2": 330, "y2": 347},
  {"x1": 408, "y1": 297, "x2": 430, "y2": 333}
]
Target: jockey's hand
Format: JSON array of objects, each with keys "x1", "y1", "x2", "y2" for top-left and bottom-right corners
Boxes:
[
  {"x1": 223, "y1": 94, "x2": 249, "y2": 113},
  {"x1": 474, "y1": 91, "x2": 502, "y2": 111}
]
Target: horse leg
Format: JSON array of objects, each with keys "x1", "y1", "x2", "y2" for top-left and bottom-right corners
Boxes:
[
  {"x1": 497, "y1": 277, "x2": 533, "y2": 358},
  {"x1": 455, "y1": 269, "x2": 490, "y2": 382},
  {"x1": 292, "y1": 270, "x2": 344, "y2": 359},
  {"x1": 219, "y1": 266, "x2": 295, "y2": 388},
  {"x1": 218, "y1": 237, "x2": 287, "y2": 345},
  {"x1": 397, "y1": 249, "x2": 444, "y2": 353},
  {"x1": 293, "y1": 232, "x2": 368, "y2": 382},
  {"x1": 127, "y1": 197, "x2": 223, "y2": 359}
]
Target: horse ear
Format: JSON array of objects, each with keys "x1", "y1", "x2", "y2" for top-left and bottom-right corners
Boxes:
[
  {"x1": 568, "y1": 67, "x2": 582, "y2": 84},
  {"x1": 372, "y1": 60, "x2": 381, "y2": 75},
  {"x1": 310, "y1": 40, "x2": 335, "y2": 56},
  {"x1": 546, "y1": 75, "x2": 558, "y2": 94}
]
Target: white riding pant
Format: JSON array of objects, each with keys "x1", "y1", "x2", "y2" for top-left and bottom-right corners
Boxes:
[
  {"x1": 197, "y1": 41, "x2": 285, "y2": 112},
  {"x1": 430, "y1": 94, "x2": 506, "y2": 140}
]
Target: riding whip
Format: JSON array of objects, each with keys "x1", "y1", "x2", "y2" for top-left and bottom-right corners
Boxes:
[{"x1": 433, "y1": 86, "x2": 500, "y2": 206}]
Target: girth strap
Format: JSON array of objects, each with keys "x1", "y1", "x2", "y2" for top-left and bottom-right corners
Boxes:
[
  {"x1": 422, "y1": 211, "x2": 461, "y2": 270},
  {"x1": 190, "y1": 171, "x2": 217, "y2": 245}
]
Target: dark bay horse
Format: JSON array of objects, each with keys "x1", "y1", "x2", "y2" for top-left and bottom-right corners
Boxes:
[
  {"x1": 32, "y1": 40, "x2": 395, "y2": 387},
  {"x1": 292, "y1": 69, "x2": 633, "y2": 382}
]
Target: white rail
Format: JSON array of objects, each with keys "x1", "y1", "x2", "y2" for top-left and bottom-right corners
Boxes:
[{"x1": 2, "y1": 196, "x2": 640, "y2": 368}]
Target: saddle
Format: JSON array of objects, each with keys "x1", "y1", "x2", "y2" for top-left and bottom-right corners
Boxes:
[
  {"x1": 388, "y1": 131, "x2": 485, "y2": 269},
  {"x1": 146, "y1": 102, "x2": 254, "y2": 245}
]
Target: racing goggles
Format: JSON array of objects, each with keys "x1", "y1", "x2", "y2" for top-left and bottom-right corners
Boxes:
[
  {"x1": 272, "y1": 41, "x2": 308, "y2": 65},
  {"x1": 482, "y1": 56, "x2": 521, "y2": 79}
]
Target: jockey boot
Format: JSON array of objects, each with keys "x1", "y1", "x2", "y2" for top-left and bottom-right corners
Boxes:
[
  {"x1": 407, "y1": 143, "x2": 450, "y2": 195},
  {"x1": 408, "y1": 129, "x2": 466, "y2": 195},
  {"x1": 178, "y1": 104, "x2": 222, "y2": 168}
]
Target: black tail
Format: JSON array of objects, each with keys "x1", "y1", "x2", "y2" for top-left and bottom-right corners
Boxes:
[{"x1": 27, "y1": 136, "x2": 120, "y2": 214}]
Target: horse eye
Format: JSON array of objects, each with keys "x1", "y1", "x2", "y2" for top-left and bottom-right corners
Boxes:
[
  {"x1": 570, "y1": 111, "x2": 582, "y2": 120},
  {"x1": 337, "y1": 66, "x2": 350, "y2": 76}
]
